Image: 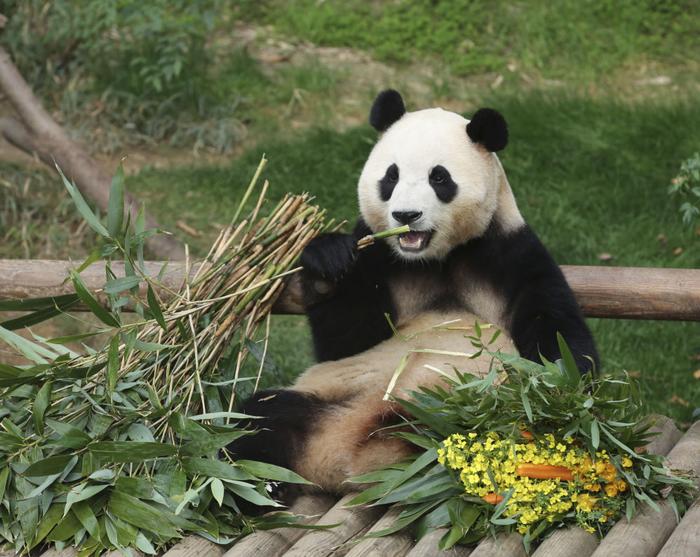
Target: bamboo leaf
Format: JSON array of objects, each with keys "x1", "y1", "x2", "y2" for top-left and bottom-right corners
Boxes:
[
  {"x1": 556, "y1": 332, "x2": 581, "y2": 385},
  {"x1": 72, "y1": 501, "x2": 99, "y2": 538},
  {"x1": 135, "y1": 532, "x2": 157, "y2": 555},
  {"x1": 107, "y1": 164, "x2": 125, "y2": 237},
  {"x1": 236, "y1": 460, "x2": 313, "y2": 485},
  {"x1": 107, "y1": 335, "x2": 119, "y2": 393},
  {"x1": 30, "y1": 504, "x2": 64, "y2": 549},
  {"x1": 24, "y1": 455, "x2": 75, "y2": 477},
  {"x1": 33, "y1": 380, "x2": 53, "y2": 434},
  {"x1": 591, "y1": 420, "x2": 600, "y2": 449},
  {"x1": 147, "y1": 284, "x2": 167, "y2": 330},
  {"x1": 0, "y1": 293, "x2": 79, "y2": 312},
  {"x1": 46, "y1": 419, "x2": 93, "y2": 449},
  {"x1": 70, "y1": 272, "x2": 120, "y2": 328},
  {"x1": 226, "y1": 481, "x2": 282, "y2": 507},
  {"x1": 64, "y1": 483, "x2": 109, "y2": 516},
  {"x1": 89, "y1": 441, "x2": 177, "y2": 462},
  {"x1": 181, "y1": 458, "x2": 255, "y2": 482},
  {"x1": 104, "y1": 276, "x2": 141, "y2": 295},
  {"x1": 56, "y1": 164, "x2": 110, "y2": 237},
  {"x1": 211, "y1": 478, "x2": 225, "y2": 506}
]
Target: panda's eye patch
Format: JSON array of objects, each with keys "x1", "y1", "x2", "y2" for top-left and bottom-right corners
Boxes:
[
  {"x1": 428, "y1": 165, "x2": 458, "y2": 203},
  {"x1": 379, "y1": 163, "x2": 399, "y2": 201}
]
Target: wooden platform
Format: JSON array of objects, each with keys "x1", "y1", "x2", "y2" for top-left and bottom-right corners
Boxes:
[{"x1": 22, "y1": 416, "x2": 698, "y2": 557}]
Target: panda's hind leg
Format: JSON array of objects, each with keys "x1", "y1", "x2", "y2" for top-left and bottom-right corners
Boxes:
[{"x1": 226, "y1": 389, "x2": 326, "y2": 472}]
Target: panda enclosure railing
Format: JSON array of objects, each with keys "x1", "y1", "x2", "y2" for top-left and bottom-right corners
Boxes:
[{"x1": 1, "y1": 259, "x2": 700, "y2": 321}]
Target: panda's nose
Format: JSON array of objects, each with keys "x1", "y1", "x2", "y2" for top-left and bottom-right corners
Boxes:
[{"x1": 392, "y1": 211, "x2": 423, "y2": 225}]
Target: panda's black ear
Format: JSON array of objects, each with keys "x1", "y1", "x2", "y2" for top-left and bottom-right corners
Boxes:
[
  {"x1": 369, "y1": 89, "x2": 406, "y2": 132},
  {"x1": 466, "y1": 108, "x2": 508, "y2": 152}
]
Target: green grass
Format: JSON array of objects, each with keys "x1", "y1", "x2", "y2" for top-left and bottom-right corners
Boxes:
[
  {"x1": 239, "y1": 0, "x2": 698, "y2": 81},
  {"x1": 130, "y1": 93, "x2": 700, "y2": 422}
]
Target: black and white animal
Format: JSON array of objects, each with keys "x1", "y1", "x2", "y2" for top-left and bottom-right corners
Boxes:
[{"x1": 229, "y1": 90, "x2": 598, "y2": 493}]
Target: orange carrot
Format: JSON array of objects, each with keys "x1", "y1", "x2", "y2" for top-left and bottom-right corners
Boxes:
[
  {"x1": 482, "y1": 493, "x2": 504, "y2": 505},
  {"x1": 517, "y1": 464, "x2": 574, "y2": 481}
]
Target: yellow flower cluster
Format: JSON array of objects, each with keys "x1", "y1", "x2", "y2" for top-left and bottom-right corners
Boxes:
[{"x1": 437, "y1": 432, "x2": 631, "y2": 534}]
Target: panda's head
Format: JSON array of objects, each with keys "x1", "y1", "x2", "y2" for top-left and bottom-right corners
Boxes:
[{"x1": 358, "y1": 89, "x2": 523, "y2": 261}]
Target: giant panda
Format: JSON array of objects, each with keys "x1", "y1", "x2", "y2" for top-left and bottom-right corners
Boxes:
[{"x1": 229, "y1": 90, "x2": 598, "y2": 493}]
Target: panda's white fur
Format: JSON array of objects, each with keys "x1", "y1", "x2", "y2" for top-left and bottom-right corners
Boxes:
[
  {"x1": 359, "y1": 107, "x2": 524, "y2": 261},
  {"x1": 231, "y1": 91, "x2": 598, "y2": 496}
]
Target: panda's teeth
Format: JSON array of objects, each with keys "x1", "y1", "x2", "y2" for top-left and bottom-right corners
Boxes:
[{"x1": 398, "y1": 231, "x2": 431, "y2": 251}]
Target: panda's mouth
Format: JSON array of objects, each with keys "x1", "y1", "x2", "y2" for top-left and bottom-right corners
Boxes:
[{"x1": 398, "y1": 230, "x2": 433, "y2": 252}]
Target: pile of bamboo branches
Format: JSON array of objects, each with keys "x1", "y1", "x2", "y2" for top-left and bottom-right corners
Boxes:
[{"x1": 0, "y1": 158, "x2": 332, "y2": 555}]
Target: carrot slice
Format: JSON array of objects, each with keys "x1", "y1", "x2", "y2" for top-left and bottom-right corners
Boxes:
[
  {"x1": 517, "y1": 464, "x2": 574, "y2": 481},
  {"x1": 482, "y1": 493, "x2": 505, "y2": 504}
]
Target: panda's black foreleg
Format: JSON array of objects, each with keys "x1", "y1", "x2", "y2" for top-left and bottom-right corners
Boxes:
[
  {"x1": 510, "y1": 287, "x2": 600, "y2": 374},
  {"x1": 300, "y1": 221, "x2": 397, "y2": 362}
]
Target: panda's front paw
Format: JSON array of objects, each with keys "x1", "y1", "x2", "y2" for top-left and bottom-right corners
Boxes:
[{"x1": 301, "y1": 233, "x2": 357, "y2": 281}]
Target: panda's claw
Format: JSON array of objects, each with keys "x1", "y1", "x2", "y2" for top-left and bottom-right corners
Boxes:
[{"x1": 300, "y1": 233, "x2": 357, "y2": 281}]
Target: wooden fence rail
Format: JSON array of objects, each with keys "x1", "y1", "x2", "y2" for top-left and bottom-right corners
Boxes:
[{"x1": 1, "y1": 259, "x2": 699, "y2": 320}]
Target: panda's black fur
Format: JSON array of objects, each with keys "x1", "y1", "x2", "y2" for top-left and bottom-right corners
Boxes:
[
  {"x1": 229, "y1": 90, "x2": 598, "y2": 497},
  {"x1": 302, "y1": 217, "x2": 597, "y2": 369}
]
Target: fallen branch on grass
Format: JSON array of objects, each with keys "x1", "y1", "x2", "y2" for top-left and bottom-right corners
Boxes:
[{"x1": 0, "y1": 46, "x2": 185, "y2": 260}]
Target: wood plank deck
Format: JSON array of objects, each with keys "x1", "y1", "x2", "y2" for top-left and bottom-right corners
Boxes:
[{"x1": 27, "y1": 417, "x2": 698, "y2": 557}]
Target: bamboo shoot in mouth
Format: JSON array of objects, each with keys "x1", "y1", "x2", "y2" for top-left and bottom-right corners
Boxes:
[{"x1": 357, "y1": 224, "x2": 411, "y2": 249}]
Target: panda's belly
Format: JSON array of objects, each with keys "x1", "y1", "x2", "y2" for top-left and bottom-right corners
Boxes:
[
  {"x1": 293, "y1": 310, "x2": 514, "y2": 400},
  {"x1": 290, "y1": 311, "x2": 515, "y2": 491}
]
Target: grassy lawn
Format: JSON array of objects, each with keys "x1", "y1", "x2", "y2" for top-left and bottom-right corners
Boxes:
[
  {"x1": 1, "y1": 1, "x2": 698, "y2": 423},
  {"x1": 129, "y1": 93, "x2": 700, "y2": 422}
]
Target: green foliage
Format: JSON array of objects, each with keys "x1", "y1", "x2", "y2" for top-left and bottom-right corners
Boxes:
[
  {"x1": 348, "y1": 332, "x2": 696, "y2": 551},
  {"x1": 129, "y1": 94, "x2": 700, "y2": 421},
  {"x1": 5, "y1": 0, "x2": 217, "y2": 98},
  {"x1": 2, "y1": 0, "x2": 250, "y2": 152},
  {"x1": 0, "y1": 163, "x2": 331, "y2": 554},
  {"x1": 240, "y1": 0, "x2": 698, "y2": 79},
  {"x1": 669, "y1": 153, "x2": 700, "y2": 227}
]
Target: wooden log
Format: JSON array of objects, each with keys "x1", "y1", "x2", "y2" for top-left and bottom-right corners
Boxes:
[
  {"x1": 1, "y1": 260, "x2": 700, "y2": 320},
  {"x1": 531, "y1": 527, "x2": 598, "y2": 557},
  {"x1": 38, "y1": 549, "x2": 77, "y2": 557},
  {"x1": 469, "y1": 532, "x2": 526, "y2": 557},
  {"x1": 344, "y1": 506, "x2": 414, "y2": 557},
  {"x1": 562, "y1": 265, "x2": 700, "y2": 321},
  {"x1": 643, "y1": 415, "x2": 683, "y2": 457},
  {"x1": 224, "y1": 494, "x2": 335, "y2": 557},
  {"x1": 161, "y1": 536, "x2": 223, "y2": 557},
  {"x1": 531, "y1": 413, "x2": 683, "y2": 557},
  {"x1": 589, "y1": 421, "x2": 700, "y2": 557},
  {"x1": 0, "y1": 47, "x2": 185, "y2": 261},
  {"x1": 280, "y1": 494, "x2": 385, "y2": 557},
  {"x1": 406, "y1": 529, "x2": 473, "y2": 557},
  {"x1": 657, "y1": 501, "x2": 700, "y2": 557}
]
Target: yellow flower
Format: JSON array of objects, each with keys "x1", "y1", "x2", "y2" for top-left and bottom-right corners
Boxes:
[
  {"x1": 577, "y1": 493, "x2": 598, "y2": 513},
  {"x1": 622, "y1": 456, "x2": 633, "y2": 468},
  {"x1": 604, "y1": 483, "x2": 618, "y2": 497},
  {"x1": 616, "y1": 479, "x2": 627, "y2": 492}
]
